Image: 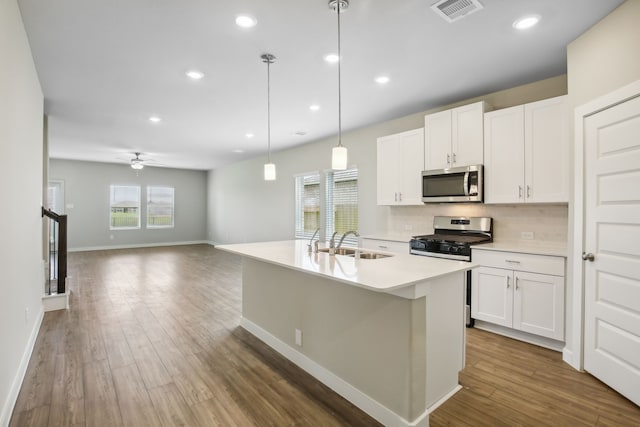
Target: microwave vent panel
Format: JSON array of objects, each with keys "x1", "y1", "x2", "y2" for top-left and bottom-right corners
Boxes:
[{"x1": 431, "y1": 0, "x2": 483, "y2": 23}]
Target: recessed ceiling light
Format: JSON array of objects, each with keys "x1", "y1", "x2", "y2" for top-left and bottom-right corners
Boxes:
[
  {"x1": 149, "y1": 116, "x2": 161, "y2": 123},
  {"x1": 186, "y1": 70, "x2": 204, "y2": 80},
  {"x1": 235, "y1": 15, "x2": 257, "y2": 28},
  {"x1": 324, "y1": 54, "x2": 340, "y2": 63},
  {"x1": 233, "y1": 149, "x2": 244, "y2": 154},
  {"x1": 375, "y1": 76, "x2": 390, "y2": 84},
  {"x1": 245, "y1": 132, "x2": 255, "y2": 138},
  {"x1": 513, "y1": 15, "x2": 541, "y2": 30},
  {"x1": 309, "y1": 104, "x2": 320, "y2": 111}
]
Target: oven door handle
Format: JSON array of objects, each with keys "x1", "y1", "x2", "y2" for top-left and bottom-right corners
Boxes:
[{"x1": 464, "y1": 171, "x2": 470, "y2": 196}]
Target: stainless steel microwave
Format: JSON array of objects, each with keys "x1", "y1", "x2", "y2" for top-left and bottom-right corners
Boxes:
[{"x1": 422, "y1": 165, "x2": 483, "y2": 203}]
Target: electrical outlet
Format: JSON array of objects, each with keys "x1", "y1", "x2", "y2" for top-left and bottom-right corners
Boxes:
[
  {"x1": 295, "y1": 329, "x2": 303, "y2": 347},
  {"x1": 521, "y1": 231, "x2": 534, "y2": 240}
]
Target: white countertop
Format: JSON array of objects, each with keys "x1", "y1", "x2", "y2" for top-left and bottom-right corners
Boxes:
[
  {"x1": 360, "y1": 234, "x2": 415, "y2": 243},
  {"x1": 473, "y1": 241, "x2": 568, "y2": 257},
  {"x1": 217, "y1": 240, "x2": 475, "y2": 294}
]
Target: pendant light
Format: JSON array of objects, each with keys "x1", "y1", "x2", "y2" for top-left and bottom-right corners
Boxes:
[
  {"x1": 330, "y1": 0, "x2": 349, "y2": 170},
  {"x1": 262, "y1": 53, "x2": 277, "y2": 181}
]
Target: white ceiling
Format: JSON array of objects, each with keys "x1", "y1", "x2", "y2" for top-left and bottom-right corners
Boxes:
[{"x1": 18, "y1": 0, "x2": 623, "y2": 170}]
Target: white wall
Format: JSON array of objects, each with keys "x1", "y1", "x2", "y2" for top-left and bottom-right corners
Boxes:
[
  {"x1": 50, "y1": 159, "x2": 208, "y2": 250},
  {"x1": 564, "y1": 0, "x2": 640, "y2": 367},
  {"x1": 207, "y1": 75, "x2": 568, "y2": 245},
  {"x1": 0, "y1": 0, "x2": 45, "y2": 424}
]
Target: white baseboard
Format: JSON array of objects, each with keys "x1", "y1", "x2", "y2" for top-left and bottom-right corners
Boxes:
[
  {"x1": 473, "y1": 320, "x2": 564, "y2": 352},
  {"x1": 0, "y1": 307, "x2": 44, "y2": 427},
  {"x1": 562, "y1": 347, "x2": 582, "y2": 371},
  {"x1": 68, "y1": 240, "x2": 209, "y2": 252},
  {"x1": 240, "y1": 317, "x2": 429, "y2": 427},
  {"x1": 42, "y1": 293, "x2": 69, "y2": 311}
]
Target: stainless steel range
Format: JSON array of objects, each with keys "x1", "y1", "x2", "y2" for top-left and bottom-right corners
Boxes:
[{"x1": 410, "y1": 216, "x2": 493, "y2": 326}]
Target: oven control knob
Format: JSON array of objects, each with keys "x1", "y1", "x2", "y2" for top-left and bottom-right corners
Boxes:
[{"x1": 450, "y1": 246, "x2": 459, "y2": 254}]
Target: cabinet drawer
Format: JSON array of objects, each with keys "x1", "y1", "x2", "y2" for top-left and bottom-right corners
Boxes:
[
  {"x1": 360, "y1": 238, "x2": 409, "y2": 255},
  {"x1": 472, "y1": 249, "x2": 565, "y2": 276}
]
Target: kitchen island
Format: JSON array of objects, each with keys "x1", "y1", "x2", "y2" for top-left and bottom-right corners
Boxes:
[{"x1": 217, "y1": 240, "x2": 476, "y2": 427}]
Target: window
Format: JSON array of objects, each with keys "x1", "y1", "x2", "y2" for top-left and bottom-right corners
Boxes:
[
  {"x1": 295, "y1": 173, "x2": 321, "y2": 239},
  {"x1": 147, "y1": 186, "x2": 175, "y2": 228},
  {"x1": 110, "y1": 185, "x2": 141, "y2": 229},
  {"x1": 325, "y1": 168, "x2": 358, "y2": 247}
]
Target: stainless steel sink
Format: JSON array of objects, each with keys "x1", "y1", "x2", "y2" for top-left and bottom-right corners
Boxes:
[
  {"x1": 355, "y1": 252, "x2": 392, "y2": 259},
  {"x1": 317, "y1": 247, "x2": 392, "y2": 259},
  {"x1": 317, "y1": 247, "x2": 357, "y2": 256}
]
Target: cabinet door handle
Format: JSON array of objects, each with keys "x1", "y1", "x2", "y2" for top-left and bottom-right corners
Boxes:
[
  {"x1": 527, "y1": 185, "x2": 531, "y2": 198},
  {"x1": 505, "y1": 259, "x2": 521, "y2": 264},
  {"x1": 378, "y1": 245, "x2": 388, "y2": 249},
  {"x1": 518, "y1": 186, "x2": 523, "y2": 199},
  {"x1": 515, "y1": 276, "x2": 519, "y2": 290},
  {"x1": 447, "y1": 153, "x2": 451, "y2": 166},
  {"x1": 394, "y1": 192, "x2": 398, "y2": 202},
  {"x1": 399, "y1": 192, "x2": 402, "y2": 202},
  {"x1": 506, "y1": 276, "x2": 510, "y2": 288},
  {"x1": 452, "y1": 152, "x2": 457, "y2": 164}
]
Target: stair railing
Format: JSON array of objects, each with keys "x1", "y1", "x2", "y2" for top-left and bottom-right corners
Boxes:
[{"x1": 42, "y1": 207, "x2": 67, "y2": 294}]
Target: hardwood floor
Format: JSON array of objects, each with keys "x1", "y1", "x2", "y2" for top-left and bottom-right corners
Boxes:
[{"x1": 10, "y1": 245, "x2": 640, "y2": 426}]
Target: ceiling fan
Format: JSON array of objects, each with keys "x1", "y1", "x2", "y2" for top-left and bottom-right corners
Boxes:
[{"x1": 130, "y1": 152, "x2": 145, "y2": 169}]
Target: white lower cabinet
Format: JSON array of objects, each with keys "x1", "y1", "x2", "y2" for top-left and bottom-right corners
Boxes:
[{"x1": 471, "y1": 249, "x2": 565, "y2": 341}]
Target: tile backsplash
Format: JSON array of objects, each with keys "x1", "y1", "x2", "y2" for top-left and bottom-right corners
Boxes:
[{"x1": 387, "y1": 204, "x2": 568, "y2": 244}]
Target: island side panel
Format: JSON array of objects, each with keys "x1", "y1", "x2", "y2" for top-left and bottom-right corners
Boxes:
[
  {"x1": 241, "y1": 257, "x2": 423, "y2": 422},
  {"x1": 424, "y1": 271, "x2": 465, "y2": 409}
]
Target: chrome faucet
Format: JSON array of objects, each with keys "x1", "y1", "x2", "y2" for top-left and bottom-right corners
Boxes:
[
  {"x1": 336, "y1": 230, "x2": 360, "y2": 251},
  {"x1": 329, "y1": 231, "x2": 340, "y2": 255},
  {"x1": 307, "y1": 228, "x2": 320, "y2": 253}
]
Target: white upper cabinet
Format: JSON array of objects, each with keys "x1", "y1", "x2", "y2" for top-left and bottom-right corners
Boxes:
[
  {"x1": 524, "y1": 96, "x2": 570, "y2": 203},
  {"x1": 424, "y1": 101, "x2": 487, "y2": 170},
  {"x1": 377, "y1": 128, "x2": 424, "y2": 206},
  {"x1": 484, "y1": 95, "x2": 569, "y2": 204},
  {"x1": 484, "y1": 105, "x2": 525, "y2": 203}
]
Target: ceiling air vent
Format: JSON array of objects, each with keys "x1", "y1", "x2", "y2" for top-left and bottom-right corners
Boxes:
[{"x1": 431, "y1": 0, "x2": 483, "y2": 23}]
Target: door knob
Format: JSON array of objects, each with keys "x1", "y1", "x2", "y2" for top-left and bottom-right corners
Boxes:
[{"x1": 582, "y1": 252, "x2": 595, "y2": 262}]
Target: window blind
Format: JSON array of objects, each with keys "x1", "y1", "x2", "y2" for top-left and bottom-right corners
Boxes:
[
  {"x1": 325, "y1": 168, "x2": 359, "y2": 247},
  {"x1": 294, "y1": 173, "x2": 321, "y2": 239}
]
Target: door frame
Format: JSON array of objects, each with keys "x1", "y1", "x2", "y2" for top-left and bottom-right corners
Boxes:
[{"x1": 571, "y1": 79, "x2": 640, "y2": 371}]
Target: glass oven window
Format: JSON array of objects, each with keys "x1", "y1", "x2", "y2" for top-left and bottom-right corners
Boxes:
[{"x1": 423, "y1": 172, "x2": 465, "y2": 197}]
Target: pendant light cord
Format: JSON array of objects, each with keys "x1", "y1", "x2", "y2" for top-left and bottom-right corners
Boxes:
[
  {"x1": 267, "y1": 58, "x2": 272, "y2": 163},
  {"x1": 337, "y1": 1, "x2": 342, "y2": 147}
]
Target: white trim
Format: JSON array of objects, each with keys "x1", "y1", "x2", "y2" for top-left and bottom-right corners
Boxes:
[
  {"x1": 240, "y1": 317, "x2": 430, "y2": 427},
  {"x1": 0, "y1": 307, "x2": 44, "y2": 427},
  {"x1": 571, "y1": 79, "x2": 640, "y2": 372},
  {"x1": 68, "y1": 240, "x2": 209, "y2": 252},
  {"x1": 427, "y1": 385, "x2": 462, "y2": 416},
  {"x1": 562, "y1": 348, "x2": 576, "y2": 370},
  {"x1": 473, "y1": 321, "x2": 564, "y2": 352},
  {"x1": 42, "y1": 292, "x2": 69, "y2": 311}
]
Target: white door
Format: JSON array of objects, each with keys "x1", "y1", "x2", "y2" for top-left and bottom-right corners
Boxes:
[
  {"x1": 451, "y1": 101, "x2": 484, "y2": 167},
  {"x1": 524, "y1": 96, "x2": 569, "y2": 203},
  {"x1": 376, "y1": 135, "x2": 400, "y2": 205},
  {"x1": 483, "y1": 105, "x2": 525, "y2": 204},
  {"x1": 397, "y1": 128, "x2": 424, "y2": 205},
  {"x1": 471, "y1": 266, "x2": 513, "y2": 327},
  {"x1": 424, "y1": 109, "x2": 452, "y2": 170},
  {"x1": 512, "y1": 271, "x2": 564, "y2": 341},
  {"x1": 583, "y1": 93, "x2": 640, "y2": 406}
]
